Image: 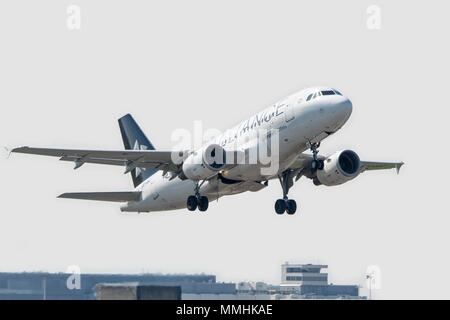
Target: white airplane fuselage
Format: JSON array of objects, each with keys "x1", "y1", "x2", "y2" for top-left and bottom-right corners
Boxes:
[{"x1": 121, "y1": 87, "x2": 352, "y2": 213}]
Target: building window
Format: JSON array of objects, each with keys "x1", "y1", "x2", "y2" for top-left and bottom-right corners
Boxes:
[
  {"x1": 286, "y1": 276, "x2": 303, "y2": 281},
  {"x1": 302, "y1": 277, "x2": 327, "y2": 282},
  {"x1": 286, "y1": 267, "x2": 308, "y2": 273}
]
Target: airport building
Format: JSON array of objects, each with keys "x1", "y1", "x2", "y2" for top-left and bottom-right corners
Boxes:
[
  {"x1": 0, "y1": 263, "x2": 363, "y2": 300},
  {"x1": 0, "y1": 272, "x2": 234, "y2": 300}
]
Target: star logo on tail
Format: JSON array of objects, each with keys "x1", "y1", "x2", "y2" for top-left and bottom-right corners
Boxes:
[{"x1": 133, "y1": 140, "x2": 147, "y2": 177}]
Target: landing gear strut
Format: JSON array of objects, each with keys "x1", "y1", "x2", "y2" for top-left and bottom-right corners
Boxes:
[
  {"x1": 275, "y1": 170, "x2": 300, "y2": 215},
  {"x1": 309, "y1": 142, "x2": 324, "y2": 172},
  {"x1": 187, "y1": 181, "x2": 209, "y2": 212}
]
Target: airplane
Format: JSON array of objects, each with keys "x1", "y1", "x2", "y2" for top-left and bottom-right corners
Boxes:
[{"x1": 9, "y1": 87, "x2": 403, "y2": 215}]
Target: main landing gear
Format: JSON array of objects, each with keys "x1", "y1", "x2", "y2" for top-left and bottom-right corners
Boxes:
[
  {"x1": 275, "y1": 170, "x2": 299, "y2": 215},
  {"x1": 275, "y1": 198, "x2": 297, "y2": 215},
  {"x1": 274, "y1": 142, "x2": 324, "y2": 215},
  {"x1": 187, "y1": 181, "x2": 209, "y2": 212}
]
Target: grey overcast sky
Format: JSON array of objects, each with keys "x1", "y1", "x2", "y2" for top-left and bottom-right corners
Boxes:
[{"x1": 0, "y1": 1, "x2": 449, "y2": 299}]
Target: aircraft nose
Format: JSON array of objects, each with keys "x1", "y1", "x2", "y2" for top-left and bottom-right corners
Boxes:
[
  {"x1": 327, "y1": 96, "x2": 352, "y2": 130},
  {"x1": 332, "y1": 96, "x2": 352, "y2": 119},
  {"x1": 340, "y1": 97, "x2": 352, "y2": 119}
]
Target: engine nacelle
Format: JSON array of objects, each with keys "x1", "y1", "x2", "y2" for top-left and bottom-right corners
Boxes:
[
  {"x1": 316, "y1": 150, "x2": 360, "y2": 186},
  {"x1": 182, "y1": 144, "x2": 227, "y2": 181}
]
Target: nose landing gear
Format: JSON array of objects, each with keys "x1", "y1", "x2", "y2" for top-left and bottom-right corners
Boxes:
[
  {"x1": 187, "y1": 181, "x2": 209, "y2": 212},
  {"x1": 309, "y1": 142, "x2": 324, "y2": 172}
]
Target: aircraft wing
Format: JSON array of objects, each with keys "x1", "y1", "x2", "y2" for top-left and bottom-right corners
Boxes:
[
  {"x1": 290, "y1": 153, "x2": 404, "y2": 174},
  {"x1": 11, "y1": 146, "x2": 185, "y2": 172},
  {"x1": 359, "y1": 161, "x2": 404, "y2": 173}
]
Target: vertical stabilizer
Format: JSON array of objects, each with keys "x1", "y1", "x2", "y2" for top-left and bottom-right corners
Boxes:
[{"x1": 118, "y1": 114, "x2": 157, "y2": 187}]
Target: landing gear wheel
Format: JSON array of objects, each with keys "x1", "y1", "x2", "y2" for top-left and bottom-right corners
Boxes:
[
  {"x1": 286, "y1": 199, "x2": 297, "y2": 215},
  {"x1": 198, "y1": 196, "x2": 209, "y2": 212},
  {"x1": 311, "y1": 159, "x2": 324, "y2": 171},
  {"x1": 275, "y1": 199, "x2": 286, "y2": 214},
  {"x1": 187, "y1": 196, "x2": 197, "y2": 211}
]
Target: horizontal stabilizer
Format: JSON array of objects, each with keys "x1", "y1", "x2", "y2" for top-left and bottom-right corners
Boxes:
[{"x1": 58, "y1": 191, "x2": 141, "y2": 202}]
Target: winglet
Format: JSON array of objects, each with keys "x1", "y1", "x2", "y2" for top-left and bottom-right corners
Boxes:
[
  {"x1": 396, "y1": 162, "x2": 404, "y2": 174},
  {"x1": 4, "y1": 147, "x2": 12, "y2": 159},
  {"x1": 7, "y1": 146, "x2": 29, "y2": 155}
]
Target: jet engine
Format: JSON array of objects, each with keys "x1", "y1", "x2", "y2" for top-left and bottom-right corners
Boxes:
[
  {"x1": 315, "y1": 150, "x2": 360, "y2": 186},
  {"x1": 182, "y1": 144, "x2": 227, "y2": 181}
]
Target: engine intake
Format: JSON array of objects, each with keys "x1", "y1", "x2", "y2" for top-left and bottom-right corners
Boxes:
[
  {"x1": 316, "y1": 150, "x2": 360, "y2": 186},
  {"x1": 182, "y1": 144, "x2": 227, "y2": 181}
]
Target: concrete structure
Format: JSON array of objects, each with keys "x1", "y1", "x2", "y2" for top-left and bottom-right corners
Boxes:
[{"x1": 95, "y1": 283, "x2": 181, "y2": 300}]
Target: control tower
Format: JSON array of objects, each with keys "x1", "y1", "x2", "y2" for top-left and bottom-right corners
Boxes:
[
  {"x1": 280, "y1": 263, "x2": 359, "y2": 297},
  {"x1": 281, "y1": 263, "x2": 328, "y2": 286}
]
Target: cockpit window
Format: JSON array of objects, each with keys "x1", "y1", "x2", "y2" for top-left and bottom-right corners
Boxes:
[
  {"x1": 306, "y1": 89, "x2": 343, "y2": 102},
  {"x1": 307, "y1": 91, "x2": 323, "y2": 101}
]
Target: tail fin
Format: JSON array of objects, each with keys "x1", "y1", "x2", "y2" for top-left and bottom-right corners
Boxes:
[{"x1": 118, "y1": 114, "x2": 157, "y2": 187}]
